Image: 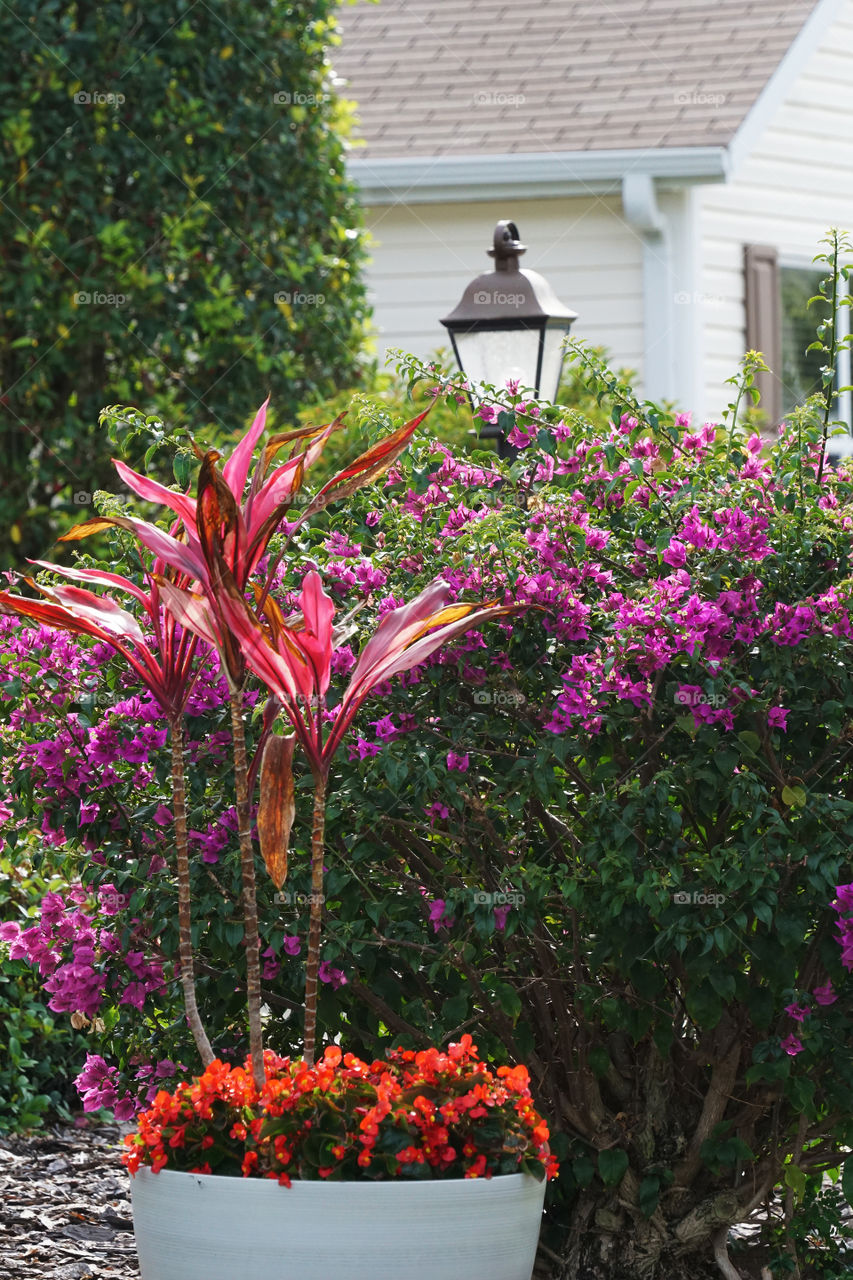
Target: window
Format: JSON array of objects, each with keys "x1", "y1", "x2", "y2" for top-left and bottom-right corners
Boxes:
[
  {"x1": 780, "y1": 266, "x2": 832, "y2": 415},
  {"x1": 744, "y1": 245, "x2": 851, "y2": 434}
]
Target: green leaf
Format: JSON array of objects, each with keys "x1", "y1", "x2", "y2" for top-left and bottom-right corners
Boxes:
[
  {"x1": 638, "y1": 1174, "x2": 661, "y2": 1218},
  {"x1": 493, "y1": 982, "x2": 522, "y2": 1020},
  {"x1": 587, "y1": 1044, "x2": 610, "y2": 1078},
  {"x1": 784, "y1": 1163, "x2": 807, "y2": 1203},
  {"x1": 173, "y1": 453, "x2": 192, "y2": 489},
  {"x1": 685, "y1": 983, "x2": 723, "y2": 1029},
  {"x1": 223, "y1": 922, "x2": 244, "y2": 947},
  {"x1": 598, "y1": 1148, "x2": 629, "y2": 1187},
  {"x1": 441, "y1": 994, "x2": 468, "y2": 1024}
]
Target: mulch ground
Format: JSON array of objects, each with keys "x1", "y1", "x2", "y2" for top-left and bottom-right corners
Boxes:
[{"x1": 0, "y1": 1122, "x2": 139, "y2": 1280}]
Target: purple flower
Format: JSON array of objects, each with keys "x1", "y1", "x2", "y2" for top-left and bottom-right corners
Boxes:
[
  {"x1": 780, "y1": 1034, "x2": 804, "y2": 1057},
  {"x1": 813, "y1": 982, "x2": 837, "y2": 1006},
  {"x1": 446, "y1": 751, "x2": 469, "y2": 773},
  {"x1": 428, "y1": 899, "x2": 455, "y2": 933},
  {"x1": 371, "y1": 714, "x2": 398, "y2": 742},
  {"x1": 317, "y1": 961, "x2": 347, "y2": 989},
  {"x1": 113, "y1": 1097, "x2": 138, "y2": 1122},
  {"x1": 833, "y1": 883, "x2": 853, "y2": 915},
  {"x1": 784, "y1": 1002, "x2": 811, "y2": 1022},
  {"x1": 0, "y1": 921, "x2": 21, "y2": 943},
  {"x1": 662, "y1": 539, "x2": 687, "y2": 568},
  {"x1": 506, "y1": 425, "x2": 534, "y2": 449},
  {"x1": 282, "y1": 935, "x2": 301, "y2": 957},
  {"x1": 98, "y1": 884, "x2": 125, "y2": 916},
  {"x1": 767, "y1": 707, "x2": 789, "y2": 730},
  {"x1": 494, "y1": 905, "x2": 511, "y2": 932}
]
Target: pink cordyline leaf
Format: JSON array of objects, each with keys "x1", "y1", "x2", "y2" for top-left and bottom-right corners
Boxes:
[
  {"x1": 216, "y1": 571, "x2": 525, "y2": 779},
  {"x1": 41, "y1": 583, "x2": 148, "y2": 645},
  {"x1": 28, "y1": 559, "x2": 152, "y2": 612},
  {"x1": 0, "y1": 581, "x2": 190, "y2": 717},
  {"x1": 154, "y1": 579, "x2": 225, "y2": 653},
  {"x1": 113, "y1": 398, "x2": 272, "y2": 536},
  {"x1": 296, "y1": 571, "x2": 335, "y2": 699},
  {"x1": 112, "y1": 460, "x2": 199, "y2": 534},
  {"x1": 221, "y1": 397, "x2": 271, "y2": 501},
  {"x1": 59, "y1": 513, "x2": 209, "y2": 585},
  {"x1": 323, "y1": 589, "x2": 525, "y2": 762},
  {"x1": 115, "y1": 404, "x2": 347, "y2": 592}
]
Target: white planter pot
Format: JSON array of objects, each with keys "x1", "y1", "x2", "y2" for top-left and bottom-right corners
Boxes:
[{"x1": 130, "y1": 1166, "x2": 545, "y2": 1280}]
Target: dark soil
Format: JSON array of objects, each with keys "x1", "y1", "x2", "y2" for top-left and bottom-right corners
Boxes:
[{"x1": 0, "y1": 1122, "x2": 138, "y2": 1280}]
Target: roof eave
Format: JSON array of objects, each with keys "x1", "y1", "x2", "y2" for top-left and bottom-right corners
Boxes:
[{"x1": 347, "y1": 146, "x2": 731, "y2": 206}]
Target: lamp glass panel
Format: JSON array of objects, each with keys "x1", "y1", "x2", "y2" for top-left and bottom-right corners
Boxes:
[
  {"x1": 451, "y1": 326, "x2": 542, "y2": 395},
  {"x1": 539, "y1": 324, "x2": 571, "y2": 403}
]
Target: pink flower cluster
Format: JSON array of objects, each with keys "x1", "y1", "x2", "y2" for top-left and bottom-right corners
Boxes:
[
  {"x1": 5, "y1": 885, "x2": 165, "y2": 1018},
  {"x1": 776, "y1": 893, "x2": 847, "y2": 1057},
  {"x1": 75, "y1": 1054, "x2": 137, "y2": 1119},
  {"x1": 779, "y1": 979, "x2": 839, "y2": 1057}
]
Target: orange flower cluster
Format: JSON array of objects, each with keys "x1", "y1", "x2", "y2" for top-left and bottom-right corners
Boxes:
[{"x1": 122, "y1": 1036, "x2": 558, "y2": 1184}]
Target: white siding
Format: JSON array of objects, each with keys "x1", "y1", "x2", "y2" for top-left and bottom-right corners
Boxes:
[
  {"x1": 361, "y1": 196, "x2": 645, "y2": 389},
  {"x1": 697, "y1": 0, "x2": 853, "y2": 421}
]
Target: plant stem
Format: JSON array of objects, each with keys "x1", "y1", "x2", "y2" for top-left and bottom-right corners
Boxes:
[
  {"x1": 817, "y1": 231, "x2": 840, "y2": 486},
  {"x1": 229, "y1": 688, "x2": 265, "y2": 1090},
  {"x1": 303, "y1": 773, "x2": 327, "y2": 1068},
  {"x1": 169, "y1": 716, "x2": 214, "y2": 1067}
]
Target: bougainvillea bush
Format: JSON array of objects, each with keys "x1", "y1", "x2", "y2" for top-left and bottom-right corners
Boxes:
[{"x1": 3, "y1": 338, "x2": 853, "y2": 1275}]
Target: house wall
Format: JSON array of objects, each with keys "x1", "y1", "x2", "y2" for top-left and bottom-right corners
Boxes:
[
  {"x1": 697, "y1": 0, "x2": 853, "y2": 422},
  {"x1": 360, "y1": 197, "x2": 645, "y2": 389}
]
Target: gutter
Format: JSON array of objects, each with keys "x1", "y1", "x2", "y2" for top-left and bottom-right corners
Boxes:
[
  {"x1": 621, "y1": 173, "x2": 675, "y2": 405},
  {"x1": 347, "y1": 145, "x2": 730, "y2": 206}
]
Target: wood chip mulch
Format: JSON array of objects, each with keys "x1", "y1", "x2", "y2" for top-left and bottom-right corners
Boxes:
[{"x1": 0, "y1": 1122, "x2": 139, "y2": 1280}]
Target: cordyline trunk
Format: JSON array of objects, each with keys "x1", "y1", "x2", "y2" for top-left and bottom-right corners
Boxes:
[
  {"x1": 168, "y1": 716, "x2": 214, "y2": 1067},
  {"x1": 302, "y1": 774, "x2": 327, "y2": 1068},
  {"x1": 229, "y1": 689, "x2": 265, "y2": 1090}
]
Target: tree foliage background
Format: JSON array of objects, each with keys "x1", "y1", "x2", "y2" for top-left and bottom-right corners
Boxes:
[{"x1": 0, "y1": 0, "x2": 369, "y2": 565}]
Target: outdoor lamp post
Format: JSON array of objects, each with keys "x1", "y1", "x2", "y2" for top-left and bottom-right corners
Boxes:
[{"x1": 440, "y1": 220, "x2": 577, "y2": 457}]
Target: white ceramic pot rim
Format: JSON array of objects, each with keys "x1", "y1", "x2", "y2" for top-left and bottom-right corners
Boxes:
[{"x1": 135, "y1": 1165, "x2": 537, "y2": 1193}]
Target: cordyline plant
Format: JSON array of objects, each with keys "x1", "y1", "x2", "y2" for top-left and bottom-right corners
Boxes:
[
  {"x1": 129, "y1": 420, "x2": 520, "y2": 1079},
  {"x1": 0, "y1": 401, "x2": 437, "y2": 1081},
  {"x1": 4, "y1": 398, "x2": 520, "y2": 1090}
]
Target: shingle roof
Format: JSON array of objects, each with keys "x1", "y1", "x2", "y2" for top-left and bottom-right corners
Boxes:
[{"x1": 333, "y1": 0, "x2": 820, "y2": 158}]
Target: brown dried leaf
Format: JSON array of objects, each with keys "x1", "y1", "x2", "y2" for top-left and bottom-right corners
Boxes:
[{"x1": 257, "y1": 733, "x2": 296, "y2": 889}]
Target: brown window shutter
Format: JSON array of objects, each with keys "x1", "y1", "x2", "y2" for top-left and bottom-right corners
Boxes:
[{"x1": 744, "y1": 244, "x2": 781, "y2": 426}]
